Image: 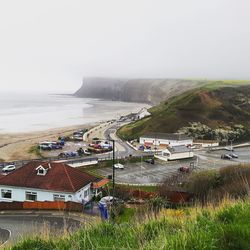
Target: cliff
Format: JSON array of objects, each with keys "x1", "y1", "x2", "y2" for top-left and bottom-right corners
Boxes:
[{"x1": 74, "y1": 77, "x2": 206, "y2": 104}]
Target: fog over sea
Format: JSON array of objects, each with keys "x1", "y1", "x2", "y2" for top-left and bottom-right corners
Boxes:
[{"x1": 0, "y1": 93, "x2": 149, "y2": 133}]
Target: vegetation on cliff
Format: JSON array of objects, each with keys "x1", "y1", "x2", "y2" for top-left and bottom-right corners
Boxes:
[{"x1": 117, "y1": 81, "x2": 250, "y2": 141}]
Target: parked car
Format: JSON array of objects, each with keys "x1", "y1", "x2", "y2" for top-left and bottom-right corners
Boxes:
[
  {"x1": 114, "y1": 163, "x2": 124, "y2": 169},
  {"x1": 38, "y1": 143, "x2": 52, "y2": 150},
  {"x1": 50, "y1": 142, "x2": 63, "y2": 150},
  {"x1": 145, "y1": 158, "x2": 155, "y2": 164},
  {"x1": 229, "y1": 153, "x2": 238, "y2": 158},
  {"x1": 58, "y1": 151, "x2": 78, "y2": 158},
  {"x1": 221, "y1": 154, "x2": 232, "y2": 160},
  {"x1": 2, "y1": 165, "x2": 16, "y2": 172},
  {"x1": 99, "y1": 196, "x2": 124, "y2": 205},
  {"x1": 178, "y1": 166, "x2": 190, "y2": 173},
  {"x1": 138, "y1": 145, "x2": 145, "y2": 151},
  {"x1": 83, "y1": 149, "x2": 91, "y2": 155}
]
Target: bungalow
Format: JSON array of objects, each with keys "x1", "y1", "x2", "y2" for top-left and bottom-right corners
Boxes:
[
  {"x1": 140, "y1": 133, "x2": 193, "y2": 148},
  {"x1": 0, "y1": 161, "x2": 107, "y2": 204},
  {"x1": 156, "y1": 145, "x2": 194, "y2": 161}
]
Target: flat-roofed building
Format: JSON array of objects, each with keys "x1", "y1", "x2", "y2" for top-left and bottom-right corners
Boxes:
[
  {"x1": 156, "y1": 145, "x2": 194, "y2": 161},
  {"x1": 140, "y1": 133, "x2": 193, "y2": 148}
]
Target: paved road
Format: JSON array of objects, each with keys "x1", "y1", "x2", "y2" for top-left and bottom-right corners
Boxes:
[
  {"x1": 0, "y1": 228, "x2": 10, "y2": 247},
  {"x1": 0, "y1": 212, "x2": 83, "y2": 245}
]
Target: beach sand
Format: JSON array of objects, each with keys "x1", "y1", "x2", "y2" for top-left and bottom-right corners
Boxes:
[{"x1": 0, "y1": 123, "x2": 97, "y2": 162}]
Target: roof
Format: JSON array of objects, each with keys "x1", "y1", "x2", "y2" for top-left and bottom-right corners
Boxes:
[
  {"x1": 167, "y1": 145, "x2": 192, "y2": 154},
  {"x1": 92, "y1": 179, "x2": 110, "y2": 189},
  {"x1": 141, "y1": 133, "x2": 191, "y2": 141},
  {"x1": 0, "y1": 161, "x2": 98, "y2": 193}
]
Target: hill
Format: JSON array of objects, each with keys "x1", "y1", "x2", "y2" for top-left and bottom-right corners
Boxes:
[
  {"x1": 74, "y1": 77, "x2": 206, "y2": 105},
  {"x1": 117, "y1": 81, "x2": 250, "y2": 141}
]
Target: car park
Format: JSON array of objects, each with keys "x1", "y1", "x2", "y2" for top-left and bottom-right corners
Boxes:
[{"x1": 2, "y1": 165, "x2": 16, "y2": 172}]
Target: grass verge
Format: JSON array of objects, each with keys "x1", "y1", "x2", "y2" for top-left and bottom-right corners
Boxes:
[{"x1": 9, "y1": 198, "x2": 250, "y2": 250}]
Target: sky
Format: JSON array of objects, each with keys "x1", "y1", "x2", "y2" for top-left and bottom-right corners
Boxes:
[{"x1": 0, "y1": 0, "x2": 250, "y2": 93}]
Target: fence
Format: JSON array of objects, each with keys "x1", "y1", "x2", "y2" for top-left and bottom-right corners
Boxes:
[{"x1": 0, "y1": 201, "x2": 83, "y2": 212}]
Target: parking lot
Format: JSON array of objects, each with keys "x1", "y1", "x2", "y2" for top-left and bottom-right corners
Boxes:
[{"x1": 97, "y1": 147, "x2": 250, "y2": 185}]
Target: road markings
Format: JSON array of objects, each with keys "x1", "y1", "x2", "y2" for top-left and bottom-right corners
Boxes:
[{"x1": 0, "y1": 228, "x2": 11, "y2": 248}]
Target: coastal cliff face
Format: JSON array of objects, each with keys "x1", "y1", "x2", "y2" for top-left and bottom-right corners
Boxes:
[{"x1": 74, "y1": 78, "x2": 205, "y2": 104}]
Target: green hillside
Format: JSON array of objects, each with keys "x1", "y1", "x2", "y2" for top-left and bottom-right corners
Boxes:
[
  {"x1": 117, "y1": 81, "x2": 250, "y2": 141},
  {"x1": 10, "y1": 199, "x2": 250, "y2": 249}
]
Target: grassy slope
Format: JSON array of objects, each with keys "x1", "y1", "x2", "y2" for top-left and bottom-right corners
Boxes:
[
  {"x1": 117, "y1": 80, "x2": 250, "y2": 140},
  {"x1": 10, "y1": 199, "x2": 250, "y2": 250}
]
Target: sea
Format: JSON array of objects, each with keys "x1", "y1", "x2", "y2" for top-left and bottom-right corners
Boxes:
[{"x1": 0, "y1": 93, "x2": 149, "y2": 133}]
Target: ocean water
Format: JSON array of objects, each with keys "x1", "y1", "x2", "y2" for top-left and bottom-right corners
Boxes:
[{"x1": 0, "y1": 93, "x2": 149, "y2": 133}]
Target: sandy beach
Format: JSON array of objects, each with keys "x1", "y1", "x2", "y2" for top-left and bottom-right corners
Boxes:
[{"x1": 0, "y1": 123, "x2": 98, "y2": 162}]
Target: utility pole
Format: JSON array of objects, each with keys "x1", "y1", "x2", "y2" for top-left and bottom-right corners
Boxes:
[{"x1": 111, "y1": 139, "x2": 116, "y2": 221}]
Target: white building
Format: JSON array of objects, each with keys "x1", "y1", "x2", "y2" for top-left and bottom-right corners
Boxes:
[
  {"x1": 140, "y1": 133, "x2": 193, "y2": 147},
  {"x1": 193, "y1": 140, "x2": 219, "y2": 148},
  {"x1": 156, "y1": 145, "x2": 194, "y2": 161},
  {"x1": 0, "y1": 161, "x2": 105, "y2": 204},
  {"x1": 137, "y1": 108, "x2": 151, "y2": 120}
]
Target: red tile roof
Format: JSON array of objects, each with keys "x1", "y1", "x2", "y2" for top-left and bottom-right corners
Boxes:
[{"x1": 0, "y1": 161, "x2": 98, "y2": 193}]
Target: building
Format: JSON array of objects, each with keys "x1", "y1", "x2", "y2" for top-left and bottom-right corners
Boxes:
[
  {"x1": 0, "y1": 161, "x2": 106, "y2": 204},
  {"x1": 137, "y1": 108, "x2": 151, "y2": 120},
  {"x1": 193, "y1": 140, "x2": 219, "y2": 148},
  {"x1": 140, "y1": 133, "x2": 193, "y2": 148},
  {"x1": 156, "y1": 145, "x2": 194, "y2": 161}
]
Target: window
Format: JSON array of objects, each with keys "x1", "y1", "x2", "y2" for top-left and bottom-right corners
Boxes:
[
  {"x1": 84, "y1": 189, "x2": 88, "y2": 198},
  {"x1": 53, "y1": 194, "x2": 65, "y2": 201},
  {"x1": 26, "y1": 191, "x2": 37, "y2": 201},
  {"x1": 1, "y1": 189, "x2": 12, "y2": 199}
]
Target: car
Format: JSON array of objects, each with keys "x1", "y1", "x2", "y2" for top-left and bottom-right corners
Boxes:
[
  {"x1": 138, "y1": 145, "x2": 145, "y2": 151},
  {"x1": 2, "y1": 165, "x2": 16, "y2": 172},
  {"x1": 178, "y1": 166, "x2": 190, "y2": 173},
  {"x1": 145, "y1": 158, "x2": 155, "y2": 164},
  {"x1": 99, "y1": 196, "x2": 124, "y2": 205},
  {"x1": 38, "y1": 143, "x2": 52, "y2": 150},
  {"x1": 114, "y1": 163, "x2": 124, "y2": 169},
  {"x1": 229, "y1": 153, "x2": 238, "y2": 158},
  {"x1": 221, "y1": 154, "x2": 232, "y2": 160},
  {"x1": 83, "y1": 149, "x2": 92, "y2": 155},
  {"x1": 50, "y1": 142, "x2": 63, "y2": 150}
]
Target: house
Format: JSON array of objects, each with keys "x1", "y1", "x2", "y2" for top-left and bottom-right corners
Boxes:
[
  {"x1": 137, "y1": 108, "x2": 150, "y2": 120},
  {"x1": 0, "y1": 161, "x2": 106, "y2": 204},
  {"x1": 156, "y1": 145, "x2": 194, "y2": 161},
  {"x1": 140, "y1": 133, "x2": 193, "y2": 148}
]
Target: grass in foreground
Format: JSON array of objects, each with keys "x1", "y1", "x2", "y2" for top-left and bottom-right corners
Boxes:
[{"x1": 9, "y1": 198, "x2": 250, "y2": 250}]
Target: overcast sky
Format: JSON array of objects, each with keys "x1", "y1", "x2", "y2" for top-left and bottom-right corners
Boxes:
[{"x1": 0, "y1": 0, "x2": 249, "y2": 93}]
